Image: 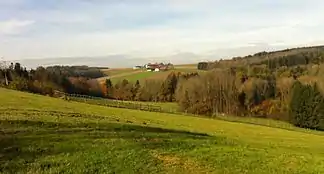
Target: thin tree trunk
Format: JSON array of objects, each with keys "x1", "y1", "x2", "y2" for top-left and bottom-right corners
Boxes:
[{"x1": 4, "y1": 71, "x2": 8, "y2": 86}]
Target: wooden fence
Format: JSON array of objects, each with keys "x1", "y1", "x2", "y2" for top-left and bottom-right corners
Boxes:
[{"x1": 54, "y1": 91, "x2": 162, "y2": 112}]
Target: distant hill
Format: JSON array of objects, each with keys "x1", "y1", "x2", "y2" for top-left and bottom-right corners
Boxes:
[
  {"x1": 199, "y1": 45, "x2": 324, "y2": 70},
  {"x1": 242, "y1": 45, "x2": 324, "y2": 64},
  {"x1": 11, "y1": 45, "x2": 324, "y2": 70},
  {"x1": 15, "y1": 55, "x2": 146, "y2": 69},
  {"x1": 14, "y1": 53, "x2": 206, "y2": 70}
]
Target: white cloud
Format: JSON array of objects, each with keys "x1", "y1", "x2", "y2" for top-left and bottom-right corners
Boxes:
[{"x1": 0, "y1": 19, "x2": 35, "y2": 35}]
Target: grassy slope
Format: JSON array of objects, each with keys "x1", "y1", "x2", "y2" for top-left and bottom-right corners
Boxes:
[
  {"x1": 110, "y1": 71, "x2": 157, "y2": 83},
  {"x1": 101, "y1": 68, "x2": 136, "y2": 76},
  {"x1": 98, "y1": 68, "x2": 157, "y2": 83},
  {"x1": 99, "y1": 66, "x2": 202, "y2": 84},
  {"x1": 127, "y1": 101, "x2": 179, "y2": 113},
  {"x1": 110, "y1": 69, "x2": 205, "y2": 83},
  {"x1": 1, "y1": 88, "x2": 324, "y2": 173}
]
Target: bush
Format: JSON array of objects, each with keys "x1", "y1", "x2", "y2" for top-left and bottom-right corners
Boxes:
[
  {"x1": 197, "y1": 62, "x2": 209, "y2": 70},
  {"x1": 7, "y1": 77, "x2": 29, "y2": 91}
]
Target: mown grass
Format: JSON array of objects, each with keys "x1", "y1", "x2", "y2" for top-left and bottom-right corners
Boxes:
[
  {"x1": 174, "y1": 64, "x2": 197, "y2": 69},
  {"x1": 127, "y1": 101, "x2": 179, "y2": 113},
  {"x1": 74, "y1": 94, "x2": 323, "y2": 136},
  {"x1": 103, "y1": 68, "x2": 203, "y2": 84},
  {"x1": 101, "y1": 68, "x2": 135, "y2": 76},
  {"x1": 1, "y1": 88, "x2": 324, "y2": 173},
  {"x1": 111, "y1": 71, "x2": 157, "y2": 83}
]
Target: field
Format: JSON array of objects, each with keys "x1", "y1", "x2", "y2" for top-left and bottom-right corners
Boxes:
[
  {"x1": 102, "y1": 68, "x2": 138, "y2": 76},
  {"x1": 2, "y1": 88, "x2": 324, "y2": 173},
  {"x1": 174, "y1": 64, "x2": 197, "y2": 69},
  {"x1": 98, "y1": 64, "x2": 201, "y2": 83}
]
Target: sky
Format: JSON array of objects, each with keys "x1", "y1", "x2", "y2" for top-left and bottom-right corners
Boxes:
[{"x1": 1, "y1": 0, "x2": 324, "y2": 61}]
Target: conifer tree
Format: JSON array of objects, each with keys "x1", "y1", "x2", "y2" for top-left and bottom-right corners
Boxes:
[
  {"x1": 289, "y1": 81, "x2": 324, "y2": 130},
  {"x1": 133, "y1": 80, "x2": 141, "y2": 100},
  {"x1": 159, "y1": 72, "x2": 178, "y2": 102},
  {"x1": 289, "y1": 81, "x2": 306, "y2": 127}
]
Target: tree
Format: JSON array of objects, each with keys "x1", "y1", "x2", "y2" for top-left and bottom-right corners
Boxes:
[
  {"x1": 113, "y1": 79, "x2": 134, "y2": 100},
  {"x1": 197, "y1": 62, "x2": 208, "y2": 70},
  {"x1": 8, "y1": 77, "x2": 28, "y2": 91},
  {"x1": 87, "y1": 79, "x2": 104, "y2": 97},
  {"x1": 238, "y1": 91, "x2": 247, "y2": 115},
  {"x1": 14, "y1": 62, "x2": 22, "y2": 76},
  {"x1": 0, "y1": 57, "x2": 8, "y2": 85},
  {"x1": 137, "y1": 80, "x2": 162, "y2": 102},
  {"x1": 105, "y1": 79, "x2": 114, "y2": 98},
  {"x1": 289, "y1": 81, "x2": 324, "y2": 130},
  {"x1": 176, "y1": 70, "x2": 239, "y2": 116},
  {"x1": 262, "y1": 75, "x2": 276, "y2": 99},
  {"x1": 133, "y1": 80, "x2": 141, "y2": 100},
  {"x1": 240, "y1": 74, "x2": 248, "y2": 84},
  {"x1": 159, "y1": 72, "x2": 178, "y2": 102},
  {"x1": 307, "y1": 83, "x2": 324, "y2": 129}
]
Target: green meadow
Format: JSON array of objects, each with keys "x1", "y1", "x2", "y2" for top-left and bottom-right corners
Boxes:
[{"x1": 1, "y1": 87, "x2": 324, "y2": 173}]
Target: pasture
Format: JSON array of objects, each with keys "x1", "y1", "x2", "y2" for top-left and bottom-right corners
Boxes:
[
  {"x1": 1, "y1": 87, "x2": 324, "y2": 173},
  {"x1": 99, "y1": 65, "x2": 202, "y2": 84}
]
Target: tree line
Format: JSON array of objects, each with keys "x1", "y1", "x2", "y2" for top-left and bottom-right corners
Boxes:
[
  {"x1": 101, "y1": 72, "x2": 199, "y2": 103},
  {"x1": 0, "y1": 62, "x2": 105, "y2": 96},
  {"x1": 198, "y1": 46, "x2": 324, "y2": 70},
  {"x1": 46, "y1": 65, "x2": 106, "y2": 79},
  {"x1": 255, "y1": 51, "x2": 324, "y2": 69}
]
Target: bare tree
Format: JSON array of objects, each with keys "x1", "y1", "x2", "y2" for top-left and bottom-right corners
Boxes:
[{"x1": 0, "y1": 57, "x2": 8, "y2": 85}]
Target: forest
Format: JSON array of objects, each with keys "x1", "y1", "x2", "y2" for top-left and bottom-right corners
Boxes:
[{"x1": 2, "y1": 45, "x2": 324, "y2": 130}]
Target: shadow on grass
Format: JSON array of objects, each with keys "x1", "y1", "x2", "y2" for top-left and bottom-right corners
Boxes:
[
  {"x1": 0, "y1": 120, "x2": 210, "y2": 137},
  {"x1": 0, "y1": 120, "x2": 221, "y2": 173}
]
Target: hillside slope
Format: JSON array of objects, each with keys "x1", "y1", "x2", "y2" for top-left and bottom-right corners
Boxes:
[
  {"x1": 98, "y1": 67, "x2": 200, "y2": 83},
  {"x1": 1, "y1": 88, "x2": 324, "y2": 173}
]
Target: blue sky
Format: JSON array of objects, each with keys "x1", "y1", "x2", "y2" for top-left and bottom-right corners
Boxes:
[{"x1": 0, "y1": 0, "x2": 324, "y2": 60}]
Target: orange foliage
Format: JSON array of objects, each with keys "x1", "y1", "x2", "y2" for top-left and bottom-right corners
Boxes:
[
  {"x1": 100, "y1": 83, "x2": 108, "y2": 97},
  {"x1": 251, "y1": 100, "x2": 276, "y2": 117}
]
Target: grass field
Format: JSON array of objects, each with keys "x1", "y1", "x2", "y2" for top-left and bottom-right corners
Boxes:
[
  {"x1": 2, "y1": 88, "x2": 324, "y2": 173},
  {"x1": 126, "y1": 101, "x2": 179, "y2": 113},
  {"x1": 174, "y1": 64, "x2": 197, "y2": 69},
  {"x1": 110, "y1": 71, "x2": 158, "y2": 83},
  {"x1": 101, "y1": 68, "x2": 137, "y2": 76},
  {"x1": 99, "y1": 67, "x2": 204, "y2": 84}
]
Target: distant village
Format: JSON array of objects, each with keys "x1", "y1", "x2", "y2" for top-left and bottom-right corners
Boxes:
[{"x1": 133, "y1": 63, "x2": 174, "y2": 72}]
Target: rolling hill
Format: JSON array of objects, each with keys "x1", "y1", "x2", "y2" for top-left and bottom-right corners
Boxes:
[{"x1": 1, "y1": 87, "x2": 324, "y2": 173}]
